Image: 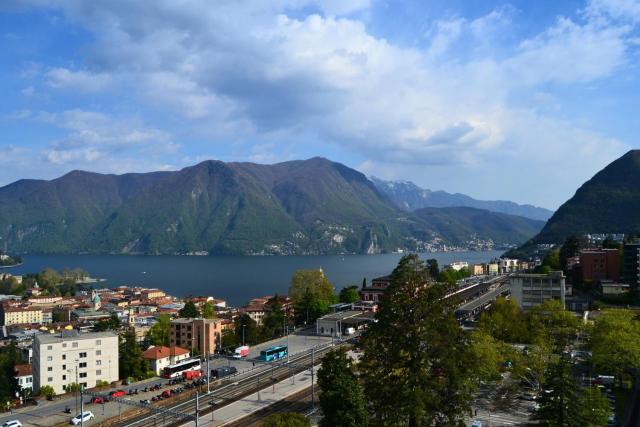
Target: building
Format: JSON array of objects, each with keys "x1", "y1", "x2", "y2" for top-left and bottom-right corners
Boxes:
[
  {"x1": 32, "y1": 331, "x2": 119, "y2": 395},
  {"x1": 623, "y1": 242, "x2": 640, "y2": 287},
  {"x1": 316, "y1": 310, "x2": 375, "y2": 337},
  {"x1": 510, "y1": 271, "x2": 566, "y2": 310},
  {"x1": 14, "y1": 364, "x2": 33, "y2": 394},
  {"x1": 499, "y1": 258, "x2": 520, "y2": 274},
  {"x1": 0, "y1": 304, "x2": 43, "y2": 326},
  {"x1": 169, "y1": 318, "x2": 222, "y2": 355},
  {"x1": 360, "y1": 275, "x2": 391, "y2": 303},
  {"x1": 470, "y1": 264, "x2": 485, "y2": 276},
  {"x1": 579, "y1": 249, "x2": 620, "y2": 283},
  {"x1": 601, "y1": 281, "x2": 630, "y2": 297},
  {"x1": 487, "y1": 263, "x2": 499, "y2": 275},
  {"x1": 449, "y1": 261, "x2": 469, "y2": 272},
  {"x1": 142, "y1": 345, "x2": 190, "y2": 376}
]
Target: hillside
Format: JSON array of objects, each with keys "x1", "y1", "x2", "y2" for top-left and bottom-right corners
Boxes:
[
  {"x1": 0, "y1": 158, "x2": 543, "y2": 255},
  {"x1": 371, "y1": 177, "x2": 553, "y2": 221},
  {"x1": 412, "y1": 207, "x2": 545, "y2": 246},
  {"x1": 530, "y1": 150, "x2": 640, "y2": 244}
]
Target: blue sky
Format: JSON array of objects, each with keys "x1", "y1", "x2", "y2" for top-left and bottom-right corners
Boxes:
[{"x1": 1, "y1": 0, "x2": 639, "y2": 210}]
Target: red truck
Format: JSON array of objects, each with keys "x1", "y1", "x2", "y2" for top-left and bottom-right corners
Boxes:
[{"x1": 182, "y1": 370, "x2": 202, "y2": 380}]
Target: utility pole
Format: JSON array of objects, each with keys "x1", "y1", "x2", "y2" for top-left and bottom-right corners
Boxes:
[
  {"x1": 195, "y1": 392, "x2": 200, "y2": 427},
  {"x1": 80, "y1": 386, "x2": 84, "y2": 427},
  {"x1": 75, "y1": 361, "x2": 79, "y2": 415},
  {"x1": 242, "y1": 324, "x2": 246, "y2": 346}
]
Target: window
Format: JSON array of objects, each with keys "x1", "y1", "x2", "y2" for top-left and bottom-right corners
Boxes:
[
  {"x1": 72, "y1": 342, "x2": 78, "y2": 348},
  {"x1": 62, "y1": 355, "x2": 66, "y2": 360},
  {"x1": 47, "y1": 367, "x2": 52, "y2": 372},
  {"x1": 96, "y1": 360, "x2": 101, "y2": 366},
  {"x1": 96, "y1": 370, "x2": 102, "y2": 376},
  {"x1": 79, "y1": 372, "x2": 87, "y2": 378},
  {"x1": 79, "y1": 362, "x2": 87, "y2": 368},
  {"x1": 79, "y1": 352, "x2": 87, "y2": 358},
  {"x1": 62, "y1": 375, "x2": 66, "y2": 381},
  {"x1": 47, "y1": 356, "x2": 52, "y2": 362},
  {"x1": 47, "y1": 345, "x2": 52, "y2": 350},
  {"x1": 47, "y1": 377, "x2": 53, "y2": 382},
  {"x1": 96, "y1": 340, "x2": 101, "y2": 345},
  {"x1": 96, "y1": 350, "x2": 102, "y2": 356},
  {"x1": 62, "y1": 365, "x2": 66, "y2": 370},
  {"x1": 62, "y1": 343, "x2": 67, "y2": 348},
  {"x1": 27, "y1": 378, "x2": 32, "y2": 383}
]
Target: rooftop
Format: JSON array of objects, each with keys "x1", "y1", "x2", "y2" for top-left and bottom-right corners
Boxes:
[
  {"x1": 142, "y1": 345, "x2": 189, "y2": 360},
  {"x1": 14, "y1": 364, "x2": 32, "y2": 377},
  {"x1": 35, "y1": 331, "x2": 117, "y2": 344}
]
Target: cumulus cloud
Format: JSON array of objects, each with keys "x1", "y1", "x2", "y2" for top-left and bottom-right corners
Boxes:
[{"x1": 4, "y1": 0, "x2": 639, "y2": 206}]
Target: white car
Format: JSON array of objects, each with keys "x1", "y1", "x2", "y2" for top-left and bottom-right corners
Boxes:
[
  {"x1": 471, "y1": 421, "x2": 483, "y2": 427},
  {"x1": 2, "y1": 421, "x2": 22, "y2": 427},
  {"x1": 70, "y1": 411, "x2": 94, "y2": 425}
]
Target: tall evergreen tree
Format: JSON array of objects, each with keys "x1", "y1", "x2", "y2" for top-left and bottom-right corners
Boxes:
[
  {"x1": 360, "y1": 254, "x2": 474, "y2": 426},
  {"x1": 179, "y1": 301, "x2": 200, "y2": 318},
  {"x1": 535, "y1": 355, "x2": 576, "y2": 427},
  {"x1": 119, "y1": 329, "x2": 148, "y2": 380},
  {"x1": 318, "y1": 348, "x2": 368, "y2": 427}
]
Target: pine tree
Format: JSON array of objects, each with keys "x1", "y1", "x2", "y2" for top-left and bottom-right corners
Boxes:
[
  {"x1": 318, "y1": 348, "x2": 368, "y2": 427},
  {"x1": 360, "y1": 254, "x2": 474, "y2": 426}
]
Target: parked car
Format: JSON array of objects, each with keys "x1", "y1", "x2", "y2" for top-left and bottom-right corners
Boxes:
[
  {"x1": 162, "y1": 390, "x2": 172, "y2": 398},
  {"x1": 2, "y1": 421, "x2": 23, "y2": 427},
  {"x1": 109, "y1": 390, "x2": 126, "y2": 398},
  {"x1": 90, "y1": 396, "x2": 105, "y2": 404},
  {"x1": 70, "y1": 411, "x2": 94, "y2": 425}
]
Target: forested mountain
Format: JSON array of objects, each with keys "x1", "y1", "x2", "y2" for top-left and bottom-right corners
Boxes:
[
  {"x1": 529, "y1": 150, "x2": 640, "y2": 244},
  {"x1": 371, "y1": 177, "x2": 553, "y2": 221},
  {"x1": 0, "y1": 158, "x2": 543, "y2": 255}
]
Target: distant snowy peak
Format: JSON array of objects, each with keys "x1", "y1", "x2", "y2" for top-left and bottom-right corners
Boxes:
[{"x1": 371, "y1": 177, "x2": 553, "y2": 222}]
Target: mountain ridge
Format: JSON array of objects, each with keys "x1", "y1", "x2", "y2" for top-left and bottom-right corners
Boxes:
[
  {"x1": 371, "y1": 177, "x2": 553, "y2": 221},
  {"x1": 0, "y1": 158, "x2": 544, "y2": 255}
]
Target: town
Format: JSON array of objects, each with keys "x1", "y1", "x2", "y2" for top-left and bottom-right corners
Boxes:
[{"x1": 0, "y1": 234, "x2": 635, "y2": 426}]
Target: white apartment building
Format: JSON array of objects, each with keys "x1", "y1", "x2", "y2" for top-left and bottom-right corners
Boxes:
[
  {"x1": 510, "y1": 271, "x2": 566, "y2": 310},
  {"x1": 33, "y1": 331, "x2": 119, "y2": 395}
]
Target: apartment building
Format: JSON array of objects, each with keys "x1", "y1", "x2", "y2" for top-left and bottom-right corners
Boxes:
[
  {"x1": 623, "y1": 242, "x2": 640, "y2": 287},
  {"x1": 510, "y1": 271, "x2": 566, "y2": 310},
  {"x1": 579, "y1": 249, "x2": 620, "y2": 283},
  {"x1": 0, "y1": 304, "x2": 43, "y2": 326},
  {"x1": 169, "y1": 318, "x2": 222, "y2": 355},
  {"x1": 33, "y1": 331, "x2": 119, "y2": 395}
]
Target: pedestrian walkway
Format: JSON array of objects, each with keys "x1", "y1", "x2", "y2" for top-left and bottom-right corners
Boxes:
[{"x1": 183, "y1": 366, "x2": 320, "y2": 426}]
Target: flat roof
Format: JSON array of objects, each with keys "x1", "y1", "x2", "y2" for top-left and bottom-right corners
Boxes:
[
  {"x1": 35, "y1": 331, "x2": 117, "y2": 344},
  {"x1": 317, "y1": 310, "x2": 375, "y2": 322}
]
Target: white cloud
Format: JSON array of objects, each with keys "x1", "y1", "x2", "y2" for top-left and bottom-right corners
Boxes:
[{"x1": 5, "y1": 0, "x2": 639, "y2": 206}]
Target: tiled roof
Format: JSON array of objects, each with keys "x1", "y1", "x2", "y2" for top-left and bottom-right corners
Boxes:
[{"x1": 142, "y1": 345, "x2": 189, "y2": 360}]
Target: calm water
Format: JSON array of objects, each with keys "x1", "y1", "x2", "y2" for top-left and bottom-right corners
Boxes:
[{"x1": 8, "y1": 251, "x2": 503, "y2": 306}]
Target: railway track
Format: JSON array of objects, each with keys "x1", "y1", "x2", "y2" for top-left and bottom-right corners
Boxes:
[
  {"x1": 225, "y1": 387, "x2": 316, "y2": 427},
  {"x1": 102, "y1": 343, "x2": 338, "y2": 427}
]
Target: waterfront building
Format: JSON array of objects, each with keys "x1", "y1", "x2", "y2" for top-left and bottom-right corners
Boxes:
[
  {"x1": 359, "y1": 275, "x2": 391, "y2": 302},
  {"x1": 32, "y1": 331, "x2": 119, "y2": 395},
  {"x1": 169, "y1": 318, "x2": 221, "y2": 355},
  {"x1": 0, "y1": 304, "x2": 43, "y2": 326},
  {"x1": 510, "y1": 271, "x2": 566, "y2": 310}
]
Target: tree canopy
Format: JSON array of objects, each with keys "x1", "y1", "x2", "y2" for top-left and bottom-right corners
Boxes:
[
  {"x1": 338, "y1": 285, "x2": 360, "y2": 304},
  {"x1": 318, "y1": 348, "x2": 368, "y2": 427},
  {"x1": 359, "y1": 254, "x2": 474, "y2": 426},
  {"x1": 119, "y1": 329, "x2": 149, "y2": 380},
  {"x1": 261, "y1": 413, "x2": 310, "y2": 427},
  {"x1": 179, "y1": 301, "x2": 200, "y2": 318},
  {"x1": 288, "y1": 269, "x2": 336, "y2": 324},
  {"x1": 146, "y1": 314, "x2": 171, "y2": 347}
]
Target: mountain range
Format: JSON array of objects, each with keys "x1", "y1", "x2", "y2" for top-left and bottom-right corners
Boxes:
[
  {"x1": 0, "y1": 158, "x2": 545, "y2": 255},
  {"x1": 526, "y1": 150, "x2": 640, "y2": 245},
  {"x1": 371, "y1": 177, "x2": 553, "y2": 221}
]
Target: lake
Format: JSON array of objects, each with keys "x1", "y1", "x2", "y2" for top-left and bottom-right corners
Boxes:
[{"x1": 7, "y1": 251, "x2": 504, "y2": 306}]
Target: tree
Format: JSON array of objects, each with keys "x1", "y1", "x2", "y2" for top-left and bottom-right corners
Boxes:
[
  {"x1": 535, "y1": 355, "x2": 576, "y2": 427},
  {"x1": 93, "y1": 313, "x2": 122, "y2": 332},
  {"x1": 338, "y1": 286, "x2": 360, "y2": 304},
  {"x1": 469, "y1": 330, "x2": 504, "y2": 383},
  {"x1": 426, "y1": 258, "x2": 439, "y2": 280},
  {"x1": 262, "y1": 295, "x2": 286, "y2": 339},
  {"x1": 542, "y1": 248, "x2": 561, "y2": 271},
  {"x1": 318, "y1": 348, "x2": 368, "y2": 427},
  {"x1": 569, "y1": 387, "x2": 611, "y2": 427},
  {"x1": 261, "y1": 413, "x2": 310, "y2": 427},
  {"x1": 0, "y1": 344, "x2": 21, "y2": 403},
  {"x1": 221, "y1": 329, "x2": 238, "y2": 349},
  {"x1": 202, "y1": 302, "x2": 216, "y2": 319},
  {"x1": 360, "y1": 254, "x2": 474, "y2": 426},
  {"x1": 478, "y1": 297, "x2": 528, "y2": 343},
  {"x1": 119, "y1": 329, "x2": 148, "y2": 380},
  {"x1": 590, "y1": 309, "x2": 640, "y2": 386},
  {"x1": 559, "y1": 235, "x2": 585, "y2": 271},
  {"x1": 235, "y1": 314, "x2": 259, "y2": 346},
  {"x1": 39, "y1": 385, "x2": 55, "y2": 399},
  {"x1": 527, "y1": 300, "x2": 581, "y2": 350},
  {"x1": 179, "y1": 301, "x2": 200, "y2": 318},
  {"x1": 288, "y1": 270, "x2": 336, "y2": 324},
  {"x1": 146, "y1": 314, "x2": 171, "y2": 347}
]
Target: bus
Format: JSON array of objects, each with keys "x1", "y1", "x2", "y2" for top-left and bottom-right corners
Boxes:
[
  {"x1": 162, "y1": 358, "x2": 202, "y2": 379},
  {"x1": 259, "y1": 345, "x2": 288, "y2": 362}
]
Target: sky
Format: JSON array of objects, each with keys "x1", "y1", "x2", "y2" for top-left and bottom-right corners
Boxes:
[{"x1": 0, "y1": 0, "x2": 639, "y2": 210}]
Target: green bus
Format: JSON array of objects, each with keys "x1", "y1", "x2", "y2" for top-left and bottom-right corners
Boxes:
[{"x1": 259, "y1": 345, "x2": 288, "y2": 361}]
